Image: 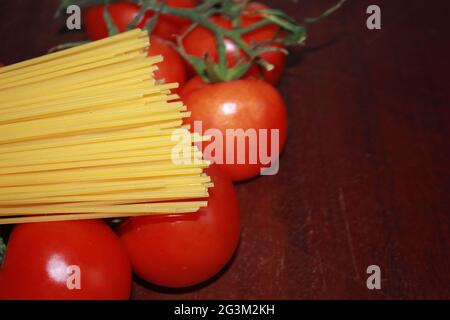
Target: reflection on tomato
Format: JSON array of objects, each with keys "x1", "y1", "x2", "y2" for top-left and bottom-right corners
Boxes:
[{"x1": 180, "y1": 77, "x2": 288, "y2": 181}]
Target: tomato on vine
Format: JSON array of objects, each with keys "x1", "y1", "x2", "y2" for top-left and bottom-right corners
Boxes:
[
  {"x1": 84, "y1": 1, "x2": 197, "y2": 41},
  {"x1": 180, "y1": 2, "x2": 287, "y2": 85},
  {"x1": 84, "y1": 2, "x2": 148, "y2": 41},
  {"x1": 240, "y1": 2, "x2": 287, "y2": 84},
  {"x1": 78, "y1": 0, "x2": 343, "y2": 182},
  {"x1": 181, "y1": 16, "x2": 238, "y2": 69}
]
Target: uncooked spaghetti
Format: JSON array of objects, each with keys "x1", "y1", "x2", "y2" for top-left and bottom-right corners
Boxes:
[{"x1": 0, "y1": 29, "x2": 210, "y2": 224}]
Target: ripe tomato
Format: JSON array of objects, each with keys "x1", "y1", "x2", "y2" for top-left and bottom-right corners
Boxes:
[
  {"x1": 118, "y1": 165, "x2": 240, "y2": 288},
  {"x1": 181, "y1": 2, "x2": 287, "y2": 84},
  {"x1": 84, "y1": 1, "x2": 197, "y2": 41},
  {"x1": 181, "y1": 16, "x2": 239, "y2": 69},
  {"x1": 148, "y1": 35, "x2": 186, "y2": 93},
  {"x1": 180, "y1": 77, "x2": 288, "y2": 181},
  {"x1": 84, "y1": 3, "x2": 148, "y2": 41},
  {"x1": 240, "y1": 3, "x2": 287, "y2": 85},
  {"x1": 144, "y1": 0, "x2": 198, "y2": 40},
  {"x1": 177, "y1": 73, "x2": 209, "y2": 96},
  {"x1": 152, "y1": 0, "x2": 197, "y2": 26},
  {"x1": 0, "y1": 220, "x2": 131, "y2": 300}
]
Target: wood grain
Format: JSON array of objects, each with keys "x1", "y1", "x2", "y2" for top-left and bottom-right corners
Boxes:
[{"x1": 0, "y1": 0, "x2": 448, "y2": 299}]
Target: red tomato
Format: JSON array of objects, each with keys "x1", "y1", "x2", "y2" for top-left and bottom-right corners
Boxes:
[
  {"x1": 144, "y1": 0, "x2": 197, "y2": 40},
  {"x1": 240, "y1": 3, "x2": 287, "y2": 85},
  {"x1": 143, "y1": 11, "x2": 180, "y2": 41},
  {"x1": 118, "y1": 165, "x2": 240, "y2": 288},
  {"x1": 178, "y1": 74, "x2": 209, "y2": 96},
  {"x1": 84, "y1": 1, "x2": 197, "y2": 41},
  {"x1": 0, "y1": 220, "x2": 131, "y2": 300},
  {"x1": 154, "y1": 0, "x2": 197, "y2": 25},
  {"x1": 148, "y1": 35, "x2": 186, "y2": 93},
  {"x1": 84, "y1": 3, "x2": 147, "y2": 41},
  {"x1": 181, "y1": 16, "x2": 239, "y2": 69},
  {"x1": 180, "y1": 78, "x2": 288, "y2": 181},
  {"x1": 181, "y1": 2, "x2": 286, "y2": 84},
  {"x1": 179, "y1": 73, "x2": 257, "y2": 97}
]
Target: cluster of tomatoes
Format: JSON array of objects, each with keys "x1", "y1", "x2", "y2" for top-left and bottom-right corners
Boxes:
[
  {"x1": 0, "y1": 0, "x2": 290, "y2": 299},
  {"x1": 84, "y1": 1, "x2": 289, "y2": 181},
  {"x1": 0, "y1": 166, "x2": 239, "y2": 299}
]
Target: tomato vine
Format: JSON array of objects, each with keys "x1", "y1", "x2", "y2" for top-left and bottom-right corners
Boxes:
[{"x1": 56, "y1": 0, "x2": 346, "y2": 82}]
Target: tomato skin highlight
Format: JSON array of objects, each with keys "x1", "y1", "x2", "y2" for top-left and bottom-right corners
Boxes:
[
  {"x1": 148, "y1": 35, "x2": 186, "y2": 93},
  {"x1": 180, "y1": 77, "x2": 288, "y2": 181},
  {"x1": 119, "y1": 165, "x2": 240, "y2": 288},
  {"x1": 0, "y1": 220, "x2": 131, "y2": 300}
]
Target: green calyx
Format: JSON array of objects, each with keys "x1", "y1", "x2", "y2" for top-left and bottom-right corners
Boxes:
[
  {"x1": 56, "y1": 0, "x2": 346, "y2": 83},
  {"x1": 140, "y1": 0, "x2": 307, "y2": 83}
]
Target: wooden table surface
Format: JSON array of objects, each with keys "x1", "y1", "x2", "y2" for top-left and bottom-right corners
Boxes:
[{"x1": 0, "y1": 0, "x2": 449, "y2": 300}]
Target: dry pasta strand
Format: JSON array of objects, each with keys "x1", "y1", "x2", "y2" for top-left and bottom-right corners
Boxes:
[{"x1": 0, "y1": 29, "x2": 210, "y2": 224}]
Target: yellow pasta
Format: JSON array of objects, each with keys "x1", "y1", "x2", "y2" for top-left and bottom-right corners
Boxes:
[{"x1": 0, "y1": 29, "x2": 210, "y2": 224}]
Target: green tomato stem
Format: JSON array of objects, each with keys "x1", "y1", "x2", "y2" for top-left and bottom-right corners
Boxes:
[{"x1": 56, "y1": 0, "x2": 347, "y2": 82}]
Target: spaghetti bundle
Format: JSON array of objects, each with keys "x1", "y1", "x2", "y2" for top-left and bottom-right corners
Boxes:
[{"x1": 0, "y1": 29, "x2": 210, "y2": 224}]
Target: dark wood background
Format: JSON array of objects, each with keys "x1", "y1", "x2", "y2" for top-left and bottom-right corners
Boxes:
[{"x1": 0, "y1": 0, "x2": 449, "y2": 299}]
